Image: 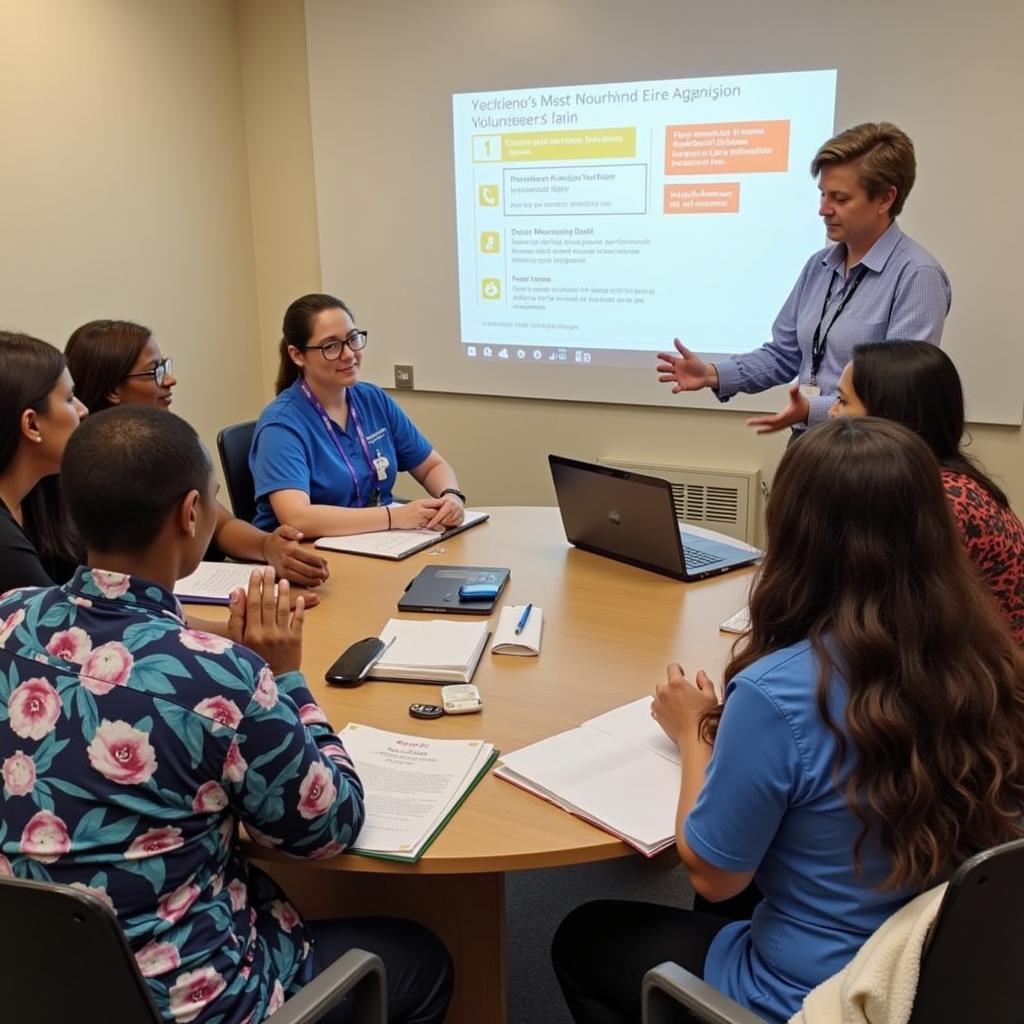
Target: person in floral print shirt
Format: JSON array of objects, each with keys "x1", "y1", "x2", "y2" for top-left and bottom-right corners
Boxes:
[{"x1": 0, "y1": 406, "x2": 451, "y2": 1024}]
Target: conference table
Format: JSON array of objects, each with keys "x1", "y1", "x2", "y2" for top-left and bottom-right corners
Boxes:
[{"x1": 217, "y1": 507, "x2": 756, "y2": 1022}]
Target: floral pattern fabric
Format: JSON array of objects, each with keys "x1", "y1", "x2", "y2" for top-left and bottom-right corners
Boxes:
[
  {"x1": 0, "y1": 568, "x2": 365, "y2": 1024},
  {"x1": 942, "y1": 470, "x2": 1024, "y2": 646}
]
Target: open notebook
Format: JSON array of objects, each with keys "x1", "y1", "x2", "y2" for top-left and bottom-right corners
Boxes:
[
  {"x1": 173, "y1": 562, "x2": 264, "y2": 605},
  {"x1": 495, "y1": 697, "x2": 683, "y2": 856},
  {"x1": 315, "y1": 509, "x2": 489, "y2": 560}
]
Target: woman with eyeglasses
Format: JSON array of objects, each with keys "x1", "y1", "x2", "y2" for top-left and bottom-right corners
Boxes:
[
  {"x1": 65, "y1": 320, "x2": 330, "y2": 597},
  {"x1": 250, "y1": 293, "x2": 465, "y2": 537},
  {"x1": 0, "y1": 331, "x2": 88, "y2": 595}
]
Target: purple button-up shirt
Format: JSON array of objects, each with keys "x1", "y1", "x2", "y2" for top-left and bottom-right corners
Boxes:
[{"x1": 714, "y1": 222, "x2": 951, "y2": 425}]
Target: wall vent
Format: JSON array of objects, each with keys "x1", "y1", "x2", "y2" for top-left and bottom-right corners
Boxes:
[{"x1": 596, "y1": 458, "x2": 760, "y2": 543}]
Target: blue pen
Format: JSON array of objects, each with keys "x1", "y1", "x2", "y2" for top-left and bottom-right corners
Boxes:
[{"x1": 515, "y1": 603, "x2": 533, "y2": 635}]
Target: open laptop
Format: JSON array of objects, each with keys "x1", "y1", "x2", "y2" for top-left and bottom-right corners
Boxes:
[{"x1": 548, "y1": 454, "x2": 760, "y2": 581}]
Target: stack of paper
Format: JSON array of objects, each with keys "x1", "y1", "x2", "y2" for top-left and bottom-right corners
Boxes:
[
  {"x1": 495, "y1": 698, "x2": 681, "y2": 856},
  {"x1": 368, "y1": 618, "x2": 490, "y2": 683},
  {"x1": 719, "y1": 607, "x2": 750, "y2": 634},
  {"x1": 341, "y1": 724, "x2": 498, "y2": 862}
]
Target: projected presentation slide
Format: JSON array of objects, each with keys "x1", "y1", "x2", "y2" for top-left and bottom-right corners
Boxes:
[{"x1": 453, "y1": 70, "x2": 836, "y2": 368}]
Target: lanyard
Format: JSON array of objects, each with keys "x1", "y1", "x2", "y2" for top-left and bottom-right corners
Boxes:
[
  {"x1": 299, "y1": 381, "x2": 379, "y2": 506},
  {"x1": 809, "y1": 265, "x2": 868, "y2": 383}
]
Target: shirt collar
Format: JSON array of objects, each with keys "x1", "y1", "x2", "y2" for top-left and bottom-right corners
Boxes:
[
  {"x1": 65, "y1": 567, "x2": 184, "y2": 620},
  {"x1": 821, "y1": 221, "x2": 904, "y2": 275}
]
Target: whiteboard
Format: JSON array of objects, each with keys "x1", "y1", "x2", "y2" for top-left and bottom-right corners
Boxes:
[{"x1": 305, "y1": 0, "x2": 1023, "y2": 425}]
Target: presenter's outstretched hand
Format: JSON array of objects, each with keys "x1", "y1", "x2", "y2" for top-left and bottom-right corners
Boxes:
[
  {"x1": 656, "y1": 339, "x2": 718, "y2": 393},
  {"x1": 391, "y1": 497, "x2": 448, "y2": 532},
  {"x1": 262, "y1": 525, "x2": 330, "y2": 588},
  {"x1": 227, "y1": 567, "x2": 305, "y2": 675},
  {"x1": 746, "y1": 384, "x2": 810, "y2": 435},
  {"x1": 652, "y1": 663, "x2": 718, "y2": 746}
]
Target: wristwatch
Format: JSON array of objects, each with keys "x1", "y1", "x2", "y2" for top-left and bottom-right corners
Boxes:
[{"x1": 439, "y1": 487, "x2": 466, "y2": 504}]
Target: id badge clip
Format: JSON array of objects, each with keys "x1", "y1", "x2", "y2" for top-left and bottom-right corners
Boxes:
[
  {"x1": 799, "y1": 383, "x2": 821, "y2": 398},
  {"x1": 372, "y1": 453, "x2": 390, "y2": 481}
]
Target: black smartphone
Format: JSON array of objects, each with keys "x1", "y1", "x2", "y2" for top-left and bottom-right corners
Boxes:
[{"x1": 324, "y1": 637, "x2": 387, "y2": 687}]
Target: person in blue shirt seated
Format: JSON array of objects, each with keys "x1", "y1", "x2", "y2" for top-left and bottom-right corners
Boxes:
[
  {"x1": 0, "y1": 405, "x2": 452, "y2": 1024},
  {"x1": 250, "y1": 293, "x2": 466, "y2": 537},
  {"x1": 552, "y1": 417, "x2": 1024, "y2": 1024},
  {"x1": 65, "y1": 319, "x2": 329, "y2": 602}
]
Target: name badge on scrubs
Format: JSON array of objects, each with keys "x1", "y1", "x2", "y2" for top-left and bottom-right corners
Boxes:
[
  {"x1": 372, "y1": 453, "x2": 390, "y2": 481},
  {"x1": 799, "y1": 383, "x2": 821, "y2": 398}
]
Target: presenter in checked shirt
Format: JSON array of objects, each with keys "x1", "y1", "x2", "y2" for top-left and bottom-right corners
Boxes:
[{"x1": 656, "y1": 122, "x2": 951, "y2": 435}]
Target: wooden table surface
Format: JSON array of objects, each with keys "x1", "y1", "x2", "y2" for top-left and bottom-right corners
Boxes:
[
  {"x1": 242, "y1": 506, "x2": 755, "y2": 874},
  {"x1": 198, "y1": 507, "x2": 757, "y2": 1022}
]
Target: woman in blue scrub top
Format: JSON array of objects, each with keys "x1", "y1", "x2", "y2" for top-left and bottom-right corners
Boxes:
[
  {"x1": 552, "y1": 417, "x2": 1024, "y2": 1024},
  {"x1": 251, "y1": 294, "x2": 465, "y2": 537}
]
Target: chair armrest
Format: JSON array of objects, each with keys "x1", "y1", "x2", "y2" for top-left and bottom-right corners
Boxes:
[
  {"x1": 264, "y1": 949, "x2": 386, "y2": 1024},
  {"x1": 643, "y1": 962, "x2": 768, "y2": 1024}
]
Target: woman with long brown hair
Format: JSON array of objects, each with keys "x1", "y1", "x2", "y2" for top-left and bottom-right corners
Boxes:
[
  {"x1": 553, "y1": 417, "x2": 1024, "y2": 1024},
  {"x1": 0, "y1": 331, "x2": 88, "y2": 593}
]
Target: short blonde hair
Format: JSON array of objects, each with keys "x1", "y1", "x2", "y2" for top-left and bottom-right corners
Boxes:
[{"x1": 811, "y1": 123, "x2": 916, "y2": 217}]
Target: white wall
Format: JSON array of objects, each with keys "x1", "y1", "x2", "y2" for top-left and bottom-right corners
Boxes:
[{"x1": 303, "y1": 0, "x2": 1024, "y2": 426}]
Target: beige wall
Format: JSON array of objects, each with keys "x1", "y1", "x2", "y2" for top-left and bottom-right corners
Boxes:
[
  {"x1": 0, "y1": 0, "x2": 262, "y2": 465},
  {"x1": 236, "y1": 0, "x2": 1024, "y2": 530}
]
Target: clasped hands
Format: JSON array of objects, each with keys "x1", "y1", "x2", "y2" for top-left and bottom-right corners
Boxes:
[
  {"x1": 656, "y1": 337, "x2": 809, "y2": 435},
  {"x1": 390, "y1": 494, "x2": 465, "y2": 532},
  {"x1": 651, "y1": 662, "x2": 718, "y2": 747}
]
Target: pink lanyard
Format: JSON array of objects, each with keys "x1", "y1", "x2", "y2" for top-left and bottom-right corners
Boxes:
[{"x1": 299, "y1": 380, "x2": 378, "y2": 506}]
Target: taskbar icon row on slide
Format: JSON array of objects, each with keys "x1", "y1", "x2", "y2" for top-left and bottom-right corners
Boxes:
[{"x1": 464, "y1": 344, "x2": 592, "y2": 364}]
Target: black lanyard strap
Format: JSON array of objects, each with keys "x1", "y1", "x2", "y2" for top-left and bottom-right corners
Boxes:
[{"x1": 809, "y1": 265, "x2": 868, "y2": 382}]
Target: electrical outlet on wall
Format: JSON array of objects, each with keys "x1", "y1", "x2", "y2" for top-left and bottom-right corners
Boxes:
[{"x1": 394, "y1": 364, "x2": 414, "y2": 389}]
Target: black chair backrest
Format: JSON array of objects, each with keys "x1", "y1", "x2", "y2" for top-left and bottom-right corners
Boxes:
[
  {"x1": 0, "y1": 875, "x2": 162, "y2": 1023},
  {"x1": 217, "y1": 419, "x2": 258, "y2": 524},
  {"x1": 908, "y1": 837, "x2": 1024, "y2": 1023}
]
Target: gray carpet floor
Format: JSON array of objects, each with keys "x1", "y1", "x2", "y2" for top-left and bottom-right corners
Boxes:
[{"x1": 504, "y1": 854, "x2": 696, "y2": 1023}]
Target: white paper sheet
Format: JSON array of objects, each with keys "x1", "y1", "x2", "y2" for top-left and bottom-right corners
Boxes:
[
  {"x1": 173, "y1": 562, "x2": 264, "y2": 604},
  {"x1": 341, "y1": 724, "x2": 493, "y2": 857}
]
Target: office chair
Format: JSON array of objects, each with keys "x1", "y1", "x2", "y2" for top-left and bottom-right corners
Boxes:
[
  {"x1": 0, "y1": 875, "x2": 387, "y2": 1024},
  {"x1": 642, "y1": 837, "x2": 1024, "y2": 1024},
  {"x1": 217, "y1": 419, "x2": 258, "y2": 524}
]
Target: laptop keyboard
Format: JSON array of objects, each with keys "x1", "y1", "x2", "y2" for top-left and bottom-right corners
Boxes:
[{"x1": 683, "y1": 544, "x2": 721, "y2": 569}]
